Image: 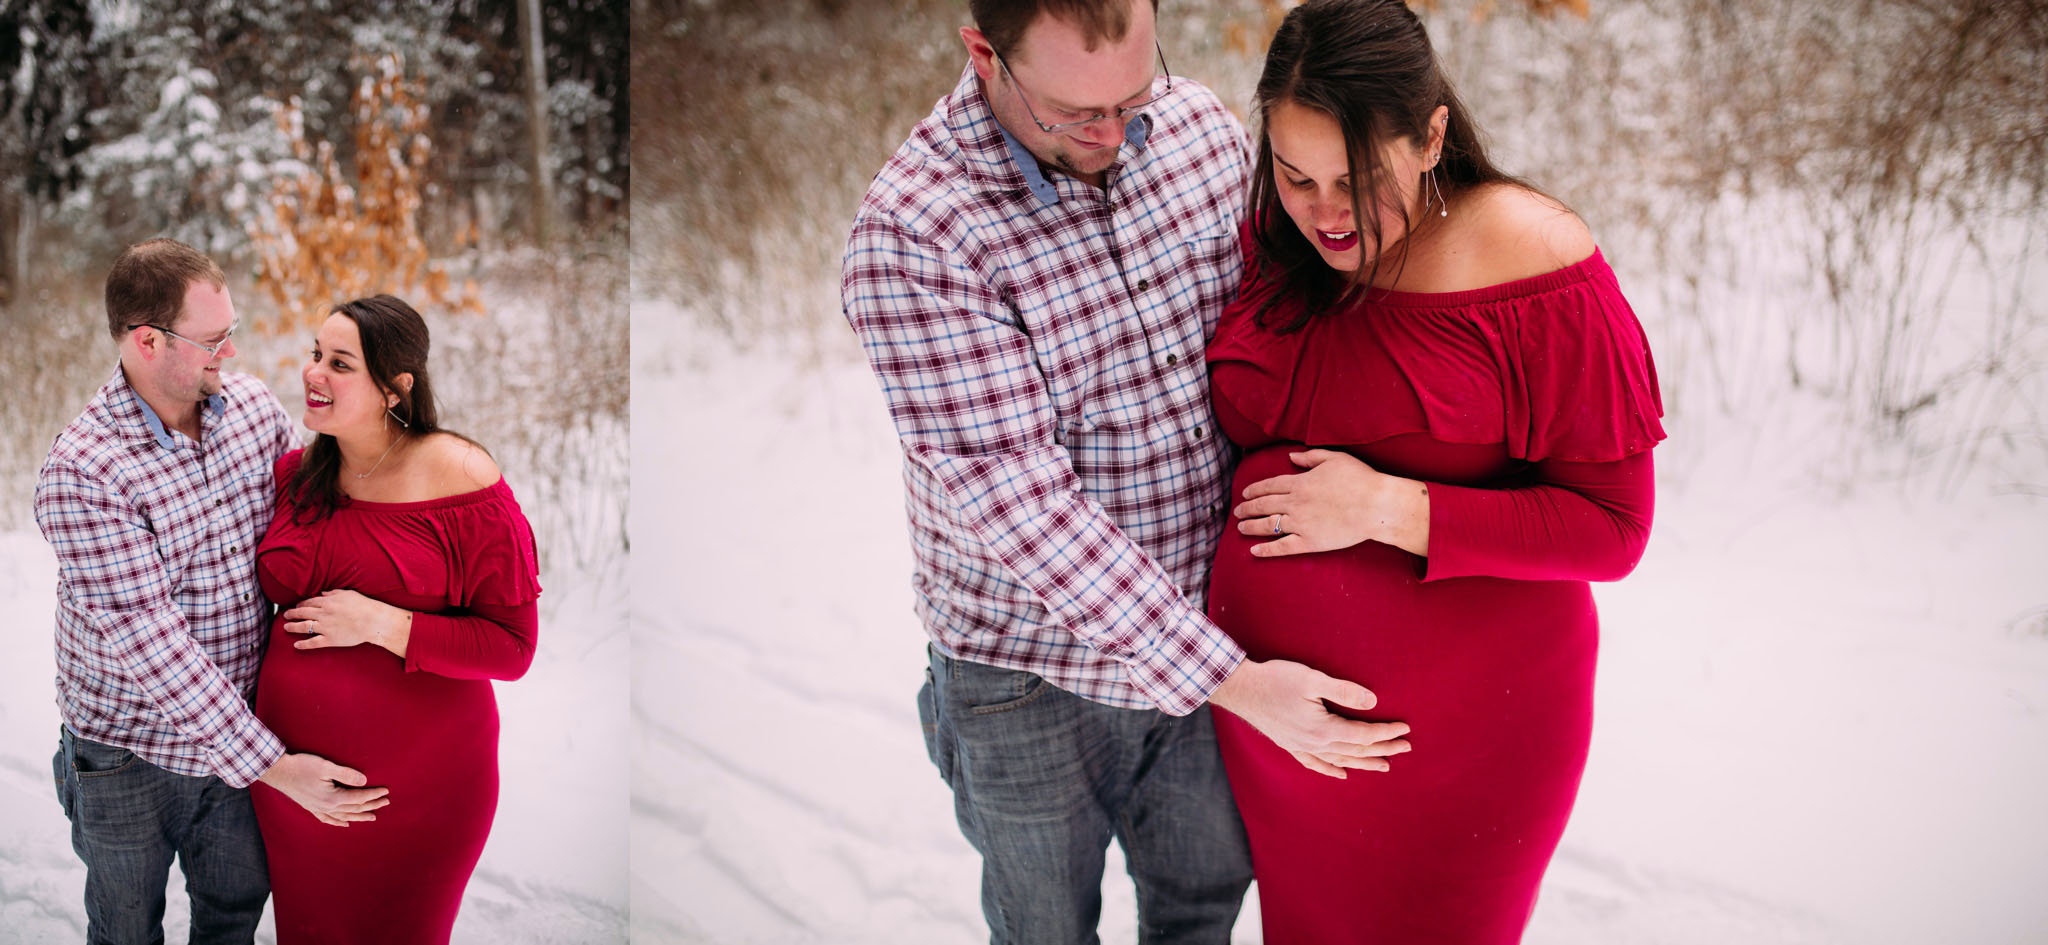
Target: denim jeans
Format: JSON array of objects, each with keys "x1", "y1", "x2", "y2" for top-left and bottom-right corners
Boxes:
[
  {"x1": 52, "y1": 725, "x2": 269, "y2": 945},
  {"x1": 919, "y1": 648, "x2": 1252, "y2": 945}
]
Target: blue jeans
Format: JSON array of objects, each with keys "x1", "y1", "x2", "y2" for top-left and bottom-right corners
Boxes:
[
  {"x1": 52, "y1": 726, "x2": 269, "y2": 945},
  {"x1": 919, "y1": 648, "x2": 1252, "y2": 945}
]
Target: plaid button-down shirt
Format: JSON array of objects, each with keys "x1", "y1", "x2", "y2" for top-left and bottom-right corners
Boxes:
[
  {"x1": 35, "y1": 366, "x2": 298, "y2": 786},
  {"x1": 843, "y1": 65, "x2": 1250, "y2": 715}
]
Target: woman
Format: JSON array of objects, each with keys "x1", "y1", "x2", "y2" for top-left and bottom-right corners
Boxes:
[
  {"x1": 250, "y1": 294, "x2": 541, "y2": 943},
  {"x1": 1204, "y1": 1, "x2": 1664, "y2": 941}
]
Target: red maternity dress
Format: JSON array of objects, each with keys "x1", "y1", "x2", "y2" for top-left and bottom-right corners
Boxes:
[
  {"x1": 1205, "y1": 245, "x2": 1664, "y2": 944},
  {"x1": 250, "y1": 449, "x2": 541, "y2": 944}
]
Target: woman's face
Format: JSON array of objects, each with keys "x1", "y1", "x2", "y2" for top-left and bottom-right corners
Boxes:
[
  {"x1": 1267, "y1": 100, "x2": 1434, "y2": 277},
  {"x1": 301, "y1": 313, "x2": 395, "y2": 438}
]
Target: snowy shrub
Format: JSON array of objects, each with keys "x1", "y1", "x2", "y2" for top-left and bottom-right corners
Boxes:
[{"x1": 245, "y1": 54, "x2": 483, "y2": 335}]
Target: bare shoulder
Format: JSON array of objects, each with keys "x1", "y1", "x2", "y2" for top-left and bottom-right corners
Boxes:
[
  {"x1": 417, "y1": 432, "x2": 502, "y2": 495},
  {"x1": 1458, "y1": 183, "x2": 1596, "y2": 284}
]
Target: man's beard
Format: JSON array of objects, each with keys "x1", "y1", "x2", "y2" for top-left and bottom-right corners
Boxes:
[{"x1": 1051, "y1": 145, "x2": 1117, "y2": 179}]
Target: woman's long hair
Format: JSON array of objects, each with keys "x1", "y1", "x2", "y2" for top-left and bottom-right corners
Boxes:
[
  {"x1": 1248, "y1": 0, "x2": 1526, "y2": 331},
  {"x1": 286, "y1": 294, "x2": 451, "y2": 521}
]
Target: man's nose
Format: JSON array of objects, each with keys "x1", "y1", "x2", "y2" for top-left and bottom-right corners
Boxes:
[{"x1": 1077, "y1": 116, "x2": 1125, "y2": 148}]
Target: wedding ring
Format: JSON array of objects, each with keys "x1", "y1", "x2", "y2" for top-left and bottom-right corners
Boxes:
[{"x1": 1272, "y1": 515, "x2": 1283, "y2": 535}]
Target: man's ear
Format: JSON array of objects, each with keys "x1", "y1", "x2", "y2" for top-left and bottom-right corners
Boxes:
[
  {"x1": 131, "y1": 326, "x2": 163, "y2": 361},
  {"x1": 962, "y1": 26, "x2": 999, "y2": 83}
]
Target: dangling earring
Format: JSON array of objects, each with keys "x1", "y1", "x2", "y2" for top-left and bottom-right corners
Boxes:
[
  {"x1": 386, "y1": 403, "x2": 410, "y2": 429},
  {"x1": 1427, "y1": 162, "x2": 1447, "y2": 218}
]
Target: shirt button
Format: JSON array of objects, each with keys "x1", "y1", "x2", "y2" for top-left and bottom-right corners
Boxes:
[
  {"x1": 1193, "y1": 426, "x2": 1205, "y2": 438},
  {"x1": 1165, "y1": 353, "x2": 1178, "y2": 366},
  {"x1": 1136, "y1": 278, "x2": 1151, "y2": 292},
  {"x1": 215, "y1": 498, "x2": 225, "y2": 506},
  {"x1": 242, "y1": 592, "x2": 252, "y2": 602},
  {"x1": 229, "y1": 546, "x2": 238, "y2": 554}
]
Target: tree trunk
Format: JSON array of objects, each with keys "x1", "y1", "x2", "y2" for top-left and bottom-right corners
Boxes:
[
  {"x1": 0, "y1": 187, "x2": 24, "y2": 308},
  {"x1": 517, "y1": 0, "x2": 554, "y2": 246}
]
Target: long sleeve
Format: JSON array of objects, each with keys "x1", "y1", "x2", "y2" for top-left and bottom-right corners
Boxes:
[
  {"x1": 1423, "y1": 450, "x2": 1655, "y2": 583},
  {"x1": 403, "y1": 483, "x2": 543, "y2": 681},
  {"x1": 34, "y1": 464, "x2": 284, "y2": 786},
  {"x1": 844, "y1": 213, "x2": 1243, "y2": 715},
  {"x1": 405, "y1": 599, "x2": 539, "y2": 680}
]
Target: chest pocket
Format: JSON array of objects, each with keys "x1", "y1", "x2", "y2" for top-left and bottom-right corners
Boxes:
[{"x1": 173, "y1": 466, "x2": 271, "y2": 600}]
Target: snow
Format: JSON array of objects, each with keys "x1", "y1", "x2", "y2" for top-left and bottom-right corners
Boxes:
[{"x1": 629, "y1": 301, "x2": 2048, "y2": 944}]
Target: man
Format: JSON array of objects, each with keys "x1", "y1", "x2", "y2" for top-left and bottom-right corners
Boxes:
[
  {"x1": 841, "y1": 1, "x2": 1409, "y2": 940},
  {"x1": 36, "y1": 239, "x2": 391, "y2": 944}
]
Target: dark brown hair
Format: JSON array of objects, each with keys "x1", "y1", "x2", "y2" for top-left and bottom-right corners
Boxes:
[
  {"x1": 970, "y1": 0, "x2": 1159, "y2": 60},
  {"x1": 287, "y1": 295, "x2": 457, "y2": 521},
  {"x1": 103, "y1": 238, "x2": 227, "y2": 340},
  {"x1": 1249, "y1": 0, "x2": 1527, "y2": 331}
]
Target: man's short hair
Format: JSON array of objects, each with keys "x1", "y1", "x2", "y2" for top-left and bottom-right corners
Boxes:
[
  {"x1": 971, "y1": 0, "x2": 1159, "y2": 60},
  {"x1": 104, "y1": 238, "x2": 227, "y2": 341}
]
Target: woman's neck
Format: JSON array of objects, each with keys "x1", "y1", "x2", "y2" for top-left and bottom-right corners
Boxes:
[{"x1": 333, "y1": 426, "x2": 408, "y2": 479}]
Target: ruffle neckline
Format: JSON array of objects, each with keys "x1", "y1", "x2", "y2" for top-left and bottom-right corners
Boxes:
[{"x1": 1207, "y1": 246, "x2": 1666, "y2": 464}]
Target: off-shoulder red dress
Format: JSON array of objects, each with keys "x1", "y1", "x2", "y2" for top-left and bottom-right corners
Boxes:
[
  {"x1": 1205, "y1": 246, "x2": 1664, "y2": 944},
  {"x1": 250, "y1": 449, "x2": 541, "y2": 944}
]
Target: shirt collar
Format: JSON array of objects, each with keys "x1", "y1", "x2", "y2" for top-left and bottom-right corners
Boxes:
[
  {"x1": 993, "y1": 115, "x2": 1151, "y2": 207},
  {"x1": 948, "y1": 63, "x2": 1156, "y2": 206},
  {"x1": 124, "y1": 371, "x2": 227, "y2": 451}
]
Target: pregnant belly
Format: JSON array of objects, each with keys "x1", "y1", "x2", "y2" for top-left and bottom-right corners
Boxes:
[
  {"x1": 1207, "y1": 443, "x2": 1599, "y2": 727},
  {"x1": 253, "y1": 616, "x2": 498, "y2": 791}
]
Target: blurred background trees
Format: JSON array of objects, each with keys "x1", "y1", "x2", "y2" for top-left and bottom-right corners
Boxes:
[
  {"x1": 0, "y1": 0, "x2": 626, "y2": 304},
  {"x1": 0, "y1": 0, "x2": 628, "y2": 555}
]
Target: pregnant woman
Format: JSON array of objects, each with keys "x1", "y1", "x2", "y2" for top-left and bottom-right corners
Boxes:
[
  {"x1": 1205, "y1": 2, "x2": 1664, "y2": 942},
  {"x1": 250, "y1": 295, "x2": 541, "y2": 943}
]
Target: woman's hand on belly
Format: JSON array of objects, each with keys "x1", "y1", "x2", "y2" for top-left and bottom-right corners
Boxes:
[
  {"x1": 283, "y1": 589, "x2": 414, "y2": 659},
  {"x1": 1234, "y1": 448, "x2": 1431, "y2": 558}
]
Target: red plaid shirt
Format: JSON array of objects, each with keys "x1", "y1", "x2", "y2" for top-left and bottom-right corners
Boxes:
[
  {"x1": 843, "y1": 66, "x2": 1250, "y2": 715},
  {"x1": 35, "y1": 366, "x2": 298, "y2": 786}
]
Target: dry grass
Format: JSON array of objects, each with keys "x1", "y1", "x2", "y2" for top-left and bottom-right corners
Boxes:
[
  {"x1": 1433, "y1": 0, "x2": 2048, "y2": 490},
  {"x1": 629, "y1": 0, "x2": 2047, "y2": 492},
  {"x1": 0, "y1": 272, "x2": 120, "y2": 533},
  {"x1": 448, "y1": 238, "x2": 630, "y2": 573}
]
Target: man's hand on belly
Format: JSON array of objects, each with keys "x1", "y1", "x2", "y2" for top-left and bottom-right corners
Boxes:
[
  {"x1": 259, "y1": 752, "x2": 391, "y2": 827},
  {"x1": 1208, "y1": 658, "x2": 1413, "y2": 778}
]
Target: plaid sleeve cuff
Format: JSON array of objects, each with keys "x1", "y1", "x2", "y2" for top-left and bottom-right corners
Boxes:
[
  {"x1": 212, "y1": 715, "x2": 287, "y2": 788},
  {"x1": 1124, "y1": 609, "x2": 1245, "y2": 716}
]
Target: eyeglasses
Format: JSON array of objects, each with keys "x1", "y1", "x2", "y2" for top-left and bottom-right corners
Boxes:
[
  {"x1": 996, "y1": 42, "x2": 1172, "y2": 134},
  {"x1": 131, "y1": 323, "x2": 235, "y2": 358}
]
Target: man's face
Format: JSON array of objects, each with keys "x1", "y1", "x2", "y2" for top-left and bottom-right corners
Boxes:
[
  {"x1": 968, "y1": 0, "x2": 1161, "y2": 183},
  {"x1": 153, "y1": 281, "x2": 239, "y2": 401}
]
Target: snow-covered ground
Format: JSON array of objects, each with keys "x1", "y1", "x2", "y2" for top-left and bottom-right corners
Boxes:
[
  {"x1": 0, "y1": 526, "x2": 628, "y2": 944},
  {"x1": 630, "y1": 304, "x2": 2048, "y2": 944}
]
